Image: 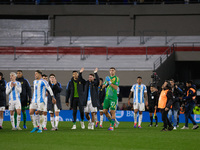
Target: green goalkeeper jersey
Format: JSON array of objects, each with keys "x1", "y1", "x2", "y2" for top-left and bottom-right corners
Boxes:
[{"x1": 104, "y1": 75, "x2": 120, "y2": 100}]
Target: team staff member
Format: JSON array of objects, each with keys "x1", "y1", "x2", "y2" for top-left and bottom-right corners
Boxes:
[
  {"x1": 95, "y1": 78, "x2": 106, "y2": 128},
  {"x1": 148, "y1": 84, "x2": 159, "y2": 127},
  {"x1": 80, "y1": 68, "x2": 100, "y2": 130},
  {"x1": 48, "y1": 74, "x2": 62, "y2": 131},
  {"x1": 66, "y1": 70, "x2": 85, "y2": 130},
  {"x1": 168, "y1": 79, "x2": 183, "y2": 130},
  {"x1": 0, "y1": 72, "x2": 6, "y2": 129},
  {"x1": 158, "y1": 81, "x2": 174, "y2": 131},
  {"x1": 16, "y1": 70, "x2": 32, "y2": 129},
  {"x1": 181, "y1": 81, "x2": 199, "y2": 130}
]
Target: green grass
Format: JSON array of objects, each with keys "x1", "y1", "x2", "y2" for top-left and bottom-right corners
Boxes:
[{"x1": 0, "y1": 121, "x2": 200, "y2": 150}]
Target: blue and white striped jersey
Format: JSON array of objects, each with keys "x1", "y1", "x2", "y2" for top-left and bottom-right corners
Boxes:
[
  {"x1": 131, "y1": 84, "x2": 147, "y2": 103},
  {"x1": 6, "y1": 81, "x2": 22, "y2": 102},
  {"x1": 32, "y1": 79, "x2": 54, "y2": 103}
]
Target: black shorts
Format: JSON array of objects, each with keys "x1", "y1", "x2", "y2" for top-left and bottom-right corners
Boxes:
[{"x1": 149, "y1": 106, "x2": 155, "y2": 113}]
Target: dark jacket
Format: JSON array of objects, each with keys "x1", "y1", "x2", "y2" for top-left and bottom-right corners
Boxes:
[
  {"x1": 80, "y1": 72, "x2": 100, "y2": 107},
  {"x1": 48, "y1": 81, "x2": 62, "y2": 110},
  {"x1": 16, "y1": 76, "x2": 32, "y2": 106},
  {"x1": 166, "y1": 90, "x2": 174, "y2": 109},
  {"x1": 148, "y1": 91, "x2": 159, "y2": 107},
  {"x1": 65, "y1": 74, "x2": 85, "y2": 108},
  {"x1": 98, "y1": 85, "x2": 106, "y2": 110},
  {"x1": 171, "y1": 86, "x2": 183, "y2": 110},
  {"x1": 0, "y1": 78, "x2": 6, "y2": 107}
]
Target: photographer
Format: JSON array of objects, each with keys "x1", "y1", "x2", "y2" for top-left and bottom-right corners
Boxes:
[
  {"x1": 168, "y1": 79, "x2": 183, "y2": 130},
  {"x1": 181, "y1": 80, "x2": 199, "y2": 130}
]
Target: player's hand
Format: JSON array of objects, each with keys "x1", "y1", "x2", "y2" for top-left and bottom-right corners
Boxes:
[
  {"x1": 105, "y1": 76, "x2": 111, "y2": 82},
  {"x1": 66, "y1": 103, "x2": 69, "y2": 106},
  {"x1": 102, "y1": 103, "x2": 104, "y2": 106},
  {"x1": 165, "y1": 107, "x2": 169, "y2": 111},
  {"x1": 80, "y1": 67, "x2": 84, "y2": 73},
  {"x1": 52, "y1": 98, "x2": 56, "y2": 104},
  {"x1": 154, "y1": 106, "x2": 157, "y2": 109},
  {"x1": 11, "y1": 82, "x2": 16, "y2": 87},
  {"x1": 94, "y1": 68, "x2": 98, "y2": 73},
  {"x1": 146, "y1": 106, "x2": 149, "y2": 110},
  {"x1": 46, "y1": 92, "x2": 48, "y2": 96}
]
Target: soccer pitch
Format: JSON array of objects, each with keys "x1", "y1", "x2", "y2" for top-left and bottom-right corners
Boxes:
[{"x1": 0, "y1": 121, "x2": 199, "y2": 150}]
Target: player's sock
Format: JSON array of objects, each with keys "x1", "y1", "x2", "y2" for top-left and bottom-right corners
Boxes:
[
  {"x1": 150, "y1": 116, "x2": 153, "y2": 125},
  {"x1": 22, "y1": 111, "x2": 27, "y2": 126},
  {"x1": 10, "y1": 115, "x2": 15, "y2": 128},
  {"x1": 115, "y1": 118, "x2": 119, "y2": 124},
  {"x1": 0, "y1": 118, "x2": 3, "y2": 127},
  {"x1": 36, "y1": 114, "x2": 40, "y2": 127},
  {"x1": 43, "y1": 115, "x2": 47, "y2": 128},
  {"x1": 30, "y1": 114, "x2": 37, "y2": 128},
  {"x1": 100, "y1": 114, "x2": 103, "y2": 126},
  {"x1": 88, "y1": 118, "x2": 91, "y2": 123},
  {"x1": 39, "y1": 115, "x2": 44, "y2": 130},
  {"x1": 50, "y1": 117, "x2": 55, "y2": 128},
  {"x1": 111, "y1": 119, "x2": 115, "y2": 127},
  {"x1": 14, "y1": 111, "x2": 17, "y2": 127},
  {"x1": 95, "y1": 114, "x2": 98, "y2": 123},
  {"x1": 138, "y1": 114, "x2": 143, "y2": 126},
  {"x1": 55, "y1": 116, "x2": 59, "y2": 128},
  {"x1": 17, "y1": 115, "x2": 21, "y2": 127},
  {"x1": 155, "y1": 116, "x2": 158, "y2": 125},
  {"x1": 134, "y1": 113, "x2": 137, "y2": 124}
]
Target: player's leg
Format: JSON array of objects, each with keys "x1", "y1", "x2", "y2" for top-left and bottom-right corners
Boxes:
[
  {"x1": 29, "y1": 102, "x2": 38, "y2": 132},
  {"x1": 91, "y1": 106, "x2": 97, "y2": 130},
  {"x1": 54, "y1": 104, "x2": 60, "y2": 130},
  {"x1": 173, "y1": 109, "x2": 178, "y2": 130},
  {"x1": 0, "y1": 107, "x2": 5, "y2": 129},
  {"x1": 43, "y1": 111, "x2": 47, "y2": 130},
  {"x1": 22, "y1": 107, "x2": 27, "y2": 129},
  {"x1": 49, "y1": 112, "x2": 55, "y2": 130},
  {"x1": 35, "y1": 110, "x2": 40, "y2": 127},
  {"x1": 10, "y1": 110, "x2": 16, "y2": 130},
  {"x1": 138, "y1": 103, "x2": 145, "y2": 128},
  {"x1": 16, "y1": 108, "x2": 22, "y2": 130},
  {"x1": 95, "y1": 112, "x2": 99, "y2": 128},
  {"x1": 78, "y1": 100, "x2": 85, "y2": 129},
  {"x1": 99, "y1": 110, "x2": 104, "y2": 128},
  {"x1": 133, "y1": 103, "x2": 139, "y2": 128},
  {"x1": 149, "y1": 112, "x2": 153, "y2": 127},
  {"x1": 14, "y1": 110, "x2": 17, "y2": 127},
  {"x1": 114, "y1": 105, "x2": 119, "y2": 128},
  {"x1": 72, "y1": 98, "x2": 78, "y2": 128}
]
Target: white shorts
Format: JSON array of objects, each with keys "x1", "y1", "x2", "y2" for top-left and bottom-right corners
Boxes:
[
  {"x1": 0, "y1": 106, "x2": 5, "y2": 111},
  {"x1": 84, "y1": 100, "x2": 97, "y2": 113},
  {"x1": 49, "y1": 104, "x2": 60, "y2": 114},
  {"x1": 30, "y1": 102, "x2": 46, "y2": 112},
  {"x1": 134, "y1": 102, "x2": 145, "y2": 111},
  {"x1": 9, "y1": 100, "x2": 21, "y2": 111}
]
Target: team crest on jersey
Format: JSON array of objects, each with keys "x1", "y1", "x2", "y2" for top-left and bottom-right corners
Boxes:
[
  {"x1": 79, "y1": 82, "x2": 81, "y2": 84},
  {"x1": 21, "y1": 82, "x2": 23, "y2": 85}
]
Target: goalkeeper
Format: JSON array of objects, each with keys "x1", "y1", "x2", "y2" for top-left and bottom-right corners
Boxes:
[{"x1": 102, "y1": 67, "x2": 120, "y2": 131}]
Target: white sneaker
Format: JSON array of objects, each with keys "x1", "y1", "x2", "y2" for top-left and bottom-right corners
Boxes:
[
  {"x1": 88, "y1": 122, "x2": 92, "y2": 130},
  {"x1": 173, "y1": 127, "x2": 177, "y2": 130},
  {"x1": 80, "y1": 121, "x2": 85, "y2": 129},
  {"x1": 192, "y1": 125, "x2": 199, "y2": 130},
  {"x1": 71, "y1": 125, "x2": 76, "y2": 130},
  {"x1": 12, "y1": 128, "x2": 17, "y2": 131},
  {"x1": 115, "y1": 122, "x2": 120, "y2": 128},
  {"x1": 177, "y1": 125, "x2": 179, "y2": 128},
  {"x1": 181, "y1": 126, "x2": 189, "y2": 129},
  {"x1": 16, "y1": 127, "x2": 22, "y2": 130},
  {"x1": 91, "y1": 124, "x2": 94, "y2": 130}
]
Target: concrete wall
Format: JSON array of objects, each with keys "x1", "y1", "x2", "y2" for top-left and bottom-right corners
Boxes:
[{"x1": 0, "y1": 4, "x2": 200, "y2": 36}]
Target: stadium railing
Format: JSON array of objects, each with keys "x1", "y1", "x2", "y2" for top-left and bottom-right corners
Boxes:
[
  {"x1": 153, "y1": 42, "x2": 200, "y2": 70},
  {"x1": 47, "y1": 30, "x2": 73, "y2": 45},
  {"x1": 82, "y1": 46, "x2": 108, "y2": 60},
  {"x1": 116, "y1": 30, "x2": 133, "y2": 45},
  {"x1": 145, "y1": 46, "x2": 169, "y2": 61},
  {"x1": 139, "y1": 30, "x2": 168, "y2": 45},
  {"x1": 21, "y1": 30, "x2": 47, "y2": 45},
  {"x1": 0, "y1": 46, "x2": 16, "y2": 60}
]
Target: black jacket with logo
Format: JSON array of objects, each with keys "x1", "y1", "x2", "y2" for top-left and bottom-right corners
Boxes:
[
  {"x1": 80, "y1": 72, "x2": 100, "y2": 107},
  {"x1": 65, "y1": 74, "x2": 85, "y2": 108},
  {"x1": 16, "y1": 76, "x2": 32, "y2": 106},
  {"x1": 0, "y1": 78, "x2": 6, "y2": 107}
]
